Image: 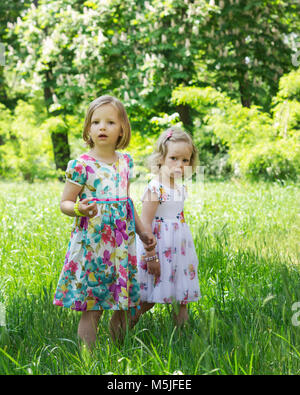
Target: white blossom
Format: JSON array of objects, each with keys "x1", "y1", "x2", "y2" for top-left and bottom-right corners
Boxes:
[
  {"x1": 112, "y1": 35, "x2": 118, "y2": 45},
  {"x1": 120, "y1": 32, "x2": 127, "y2": 42},
  {"x1": 192, "y1": 25, "x2": 199, "y2": 35},
  {"x1": 97, "y1": 31, "x2": 106, "y2": 45}
]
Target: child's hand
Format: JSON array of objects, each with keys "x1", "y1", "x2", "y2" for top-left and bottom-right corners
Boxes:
[
  {"x1": 139, "y1": 232, "x2": 156, "y2": 251},
  {"x1": 147, "y1": 256, "x2": 160, "y2": 279},
  {"x1": 77, "y1": 198, "x2": 98, "y2": 218}
]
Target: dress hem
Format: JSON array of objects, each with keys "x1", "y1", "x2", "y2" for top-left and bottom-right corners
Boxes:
[{"x1": 139, "y1": 298, "x2": 200, "y2": 304}]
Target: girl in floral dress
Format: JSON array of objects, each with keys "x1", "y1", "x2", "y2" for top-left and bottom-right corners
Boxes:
[
  {"x1": 136, "y1": 127, "x2": 200, "y2": 326},
  {"x1": 53, "y1": 95, "x2": 156, "y2": 347}
]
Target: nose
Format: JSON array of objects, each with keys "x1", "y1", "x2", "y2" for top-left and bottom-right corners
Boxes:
[
  {"x1": 178, "y1": 160, "x2": 184, "y2": 170},
  {"x1": 99, "y1": 120, "x2": 106, "y2": 130},
  {"x1": 174, "y1": 161, "x2": 184, "y2": 173}
]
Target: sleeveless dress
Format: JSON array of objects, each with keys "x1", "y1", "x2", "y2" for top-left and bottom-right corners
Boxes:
[
  {"x1": 136, "y1": 179, "x2": 200, "y2": 304},
  {"x1": 53, "y1": 152, "x2": 140, "y2": 311}
]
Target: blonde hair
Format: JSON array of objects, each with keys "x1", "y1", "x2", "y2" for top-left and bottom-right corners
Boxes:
[
  {"x1": 148, "y1": 126, "x2": 199, "y2": 174},
  {"x1": 83, "y1": 95, "x2": 131, "y2": 149}
]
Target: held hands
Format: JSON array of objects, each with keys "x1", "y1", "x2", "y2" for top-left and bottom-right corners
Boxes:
[
  {"x1": 139, "y1": 231, "x2": 157, "y2": 252},
  {"x1": 139, "y1": 232, "x2": 160, "y2": 280},
  {"x1": 140, "y1": 231, "x2": 160, "y2": 279},
  {"x1": 76, "y1": 198, "x2": 98, "y2": 218},
  {"x1": 146, "y1": 254, "x2": 161, "y2": 279}
]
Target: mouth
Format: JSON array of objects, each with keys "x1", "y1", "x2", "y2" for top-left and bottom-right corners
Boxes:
[{"x1": 98, "y1": 134, "x2": 108, "y2": 138}]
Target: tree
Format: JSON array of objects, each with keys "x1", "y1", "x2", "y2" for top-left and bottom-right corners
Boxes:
[
  {"x1": 10, "y1": 0, "x2": 216, "y2": 145},
  {"x1": 92, "y1": 0, "x2": 215, "y2": 132},
  {"x1": 0, "y1": 0, "x2": 31, "y2": 108},
  {"x1": 272, "y1": 68, "x2": 300, "y2": 138},
  {"x1": 172, "y1": 79, "x2": 300, "y2": 180},
  {"x1": 7, "y1": 0, "x2": 88, "y2": 170},
  {"x1": 200, "y1": 0, "x2": 299, "y2": 110}
]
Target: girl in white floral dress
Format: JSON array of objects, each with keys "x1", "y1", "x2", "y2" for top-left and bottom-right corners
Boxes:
[{"x1": 136, "y1": 127, "x2": 200, "y2": 326}]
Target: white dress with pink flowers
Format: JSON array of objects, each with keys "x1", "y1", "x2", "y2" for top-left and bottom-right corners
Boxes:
[{"x1": 136, "y1": 179, "x2": 200, "y2": 304}]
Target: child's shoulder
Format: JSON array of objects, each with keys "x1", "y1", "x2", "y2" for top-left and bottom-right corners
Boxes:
[
  {"x1": 147, "y1": 177, "x2": 161, "y2": 188},
  {"x1": 146, "y1": 178, "x2": 187, "y2": 201},
  {"x1": 66, "y1": 154, "x2": 98, "y2": 178},
  {"x1": 65, "y1": 156, "x2": 90, "y2": 186},
  {"x1": 147, "y1": 178, "x2": 174, "y2": 190},
  {"x1": 144, "y1": 178, "x2": 165, "y2": 198},
  {"x1": 121, "y1": 152, "x2": 134, "y2": 165},
  {"x1": 77, "y1": 153, "x2": 97, "y2": 164},
  {"x1": 66, "y1": 154, "x2": 96, "y2": 168},
  {"x1": 147, "y1": 178, "x2": 174, "y2": 194},
  {"x1": 67, "y1": 155, "x2": 87, "y2": 169}
]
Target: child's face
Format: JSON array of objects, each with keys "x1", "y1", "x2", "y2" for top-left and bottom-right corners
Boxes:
[
  {"x1": 89, "y1": 104, "x2": 123, "y2": 149},
  {"x1": 161, "y1": 141, "x2": 192, "y2": 180}
]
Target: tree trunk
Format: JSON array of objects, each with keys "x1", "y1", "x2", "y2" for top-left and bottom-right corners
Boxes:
[
  {"x1": 238, "y1": 77, "x2": 251, "y2": 108},
  {"x1": 51, "y1": 129, "x2": 70, "y2": 174},
  {"x1": 176, "y1": 103, "x2": 193, "y2": 134},
  {"x1": 237, "y1": 38, "x2": 251, "y2": 108},
  {"x1": 0, "y1": 68, "x2": 8, "y2": 105}
]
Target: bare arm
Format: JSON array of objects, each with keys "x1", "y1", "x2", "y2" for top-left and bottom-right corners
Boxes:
[
  {"x1": 127, "y1": 182, "x2": 160, "y2": 278},
  {"x1": 60, "y1": 181, "x2": 97, "y2": 218},
  {"x1": 140, "y1": 190, "x2": 159, "y2": 255},
  {"x1": 140, "y1": 189, "x2": 160, "y2": 277},
  {"x1": 127, "y1": 181, "x2": 157, "y2": 250},
  {"x1": 140, "y1": 189, "x2": 160, "y2": 235}
]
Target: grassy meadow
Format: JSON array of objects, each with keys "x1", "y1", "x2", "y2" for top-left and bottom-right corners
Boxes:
[{"x1": 0, "y1": 179, "x2": 300, "y2": 375}]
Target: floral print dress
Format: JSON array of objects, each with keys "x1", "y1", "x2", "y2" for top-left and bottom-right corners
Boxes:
[
  {"x1": 136, "y1": 179, "x2": 200, "y2": 304},
  {"x1": 53, "y1": 152, "x2": 140, "y2": 311}
]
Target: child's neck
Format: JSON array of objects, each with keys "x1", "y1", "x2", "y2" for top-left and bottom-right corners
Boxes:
[
  {"x1": 89, "y1": 147, "x2": 117, "y2": 163},
  {"x1": 158, "y1": 173, "x2": 176, "y2": 189}
]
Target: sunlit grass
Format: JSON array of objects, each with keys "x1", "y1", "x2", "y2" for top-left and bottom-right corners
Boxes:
[{"x1": 0, "y1": 179, "x2": 299, "y2": 374}]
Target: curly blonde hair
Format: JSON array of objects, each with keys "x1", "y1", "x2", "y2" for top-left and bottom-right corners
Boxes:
[
  {"x1": 83, "y1": 95, "x2": 131, "y2": 149},
  {"x1": 148, "y1": 126, "x2": 199, "y2": 174}
]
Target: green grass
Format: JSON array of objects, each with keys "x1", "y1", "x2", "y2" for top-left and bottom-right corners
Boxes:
[{"x1": 0, "y1": 179, "x2": 299, "y2": 374}]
